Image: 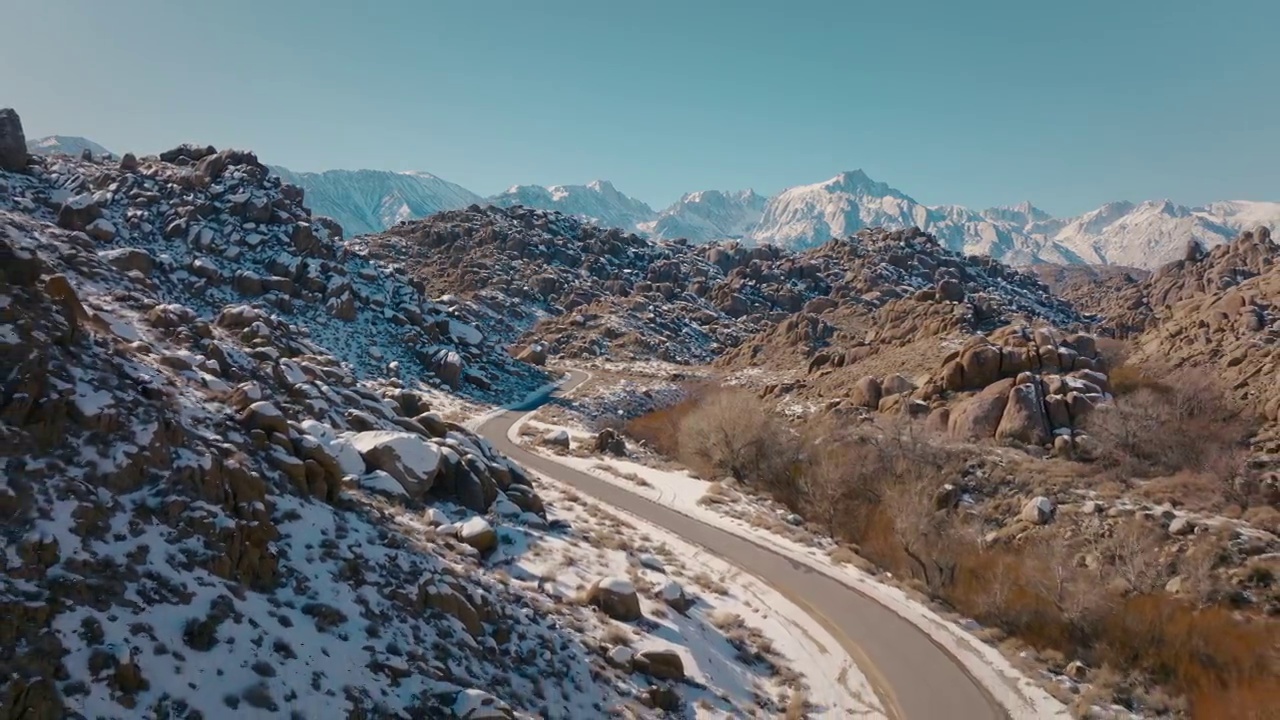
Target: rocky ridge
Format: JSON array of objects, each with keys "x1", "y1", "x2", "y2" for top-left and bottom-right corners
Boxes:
[
  {"x1": 0, "y1": 110, "x2": 723, "y2": 719},
  {"x1": 355, "y1": 209, "x2": 1082, "y2": 370}
]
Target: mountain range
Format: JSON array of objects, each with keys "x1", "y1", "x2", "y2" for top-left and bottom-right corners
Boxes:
[{"x1": 24, "y1": 135, "x2": 1278, "y2": 269}]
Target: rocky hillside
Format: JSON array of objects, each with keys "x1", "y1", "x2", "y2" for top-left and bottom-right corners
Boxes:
[
  {"x1": 1076, "y1": 227, "x2": 1280, "y2": 446},
  {"x1": 1, "y1": 110, "x2": 734, "y2": 719},
  {"x1": 351, "y1": 205, "x2": 812, "y2": 364},
  {"x1": 352, "y1": 205, "x2": 1085, "y2": 376}
]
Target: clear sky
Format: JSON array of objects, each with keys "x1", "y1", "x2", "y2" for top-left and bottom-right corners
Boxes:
[{"x1": 4, "y1": 0, "x2": 1277, "y2": 216}]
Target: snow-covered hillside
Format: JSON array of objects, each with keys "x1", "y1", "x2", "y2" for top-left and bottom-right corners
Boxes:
[
  {"x1": 488, "y1": 180, "x2": 656, "y2": 232},
  {"x1": 26, "y1": 135, "x2": 114, "y2": 158},
  {"x1": 640, "y1": 189, "x2": 766, "y2": 242},
  {"x1": 269, "y1": 167, "x2": 483, "y2": 238}
]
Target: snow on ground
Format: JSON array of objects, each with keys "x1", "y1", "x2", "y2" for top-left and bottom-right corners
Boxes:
[
  {"x1": 515, "y1": 475, "x2": 886, "y2": 719},
  {"x1": 510, "y1": 406, "x2": 1072, "y2": 720}
]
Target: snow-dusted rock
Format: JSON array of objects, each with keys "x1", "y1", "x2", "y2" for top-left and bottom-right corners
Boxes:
[
  {"x1": 456, "y1": 516, "x2": 497, "y2": 553},
  {"x1": 586, "y1": 576, "x2": 641, "y2": 621},
  {"x1": 540, "y1": 429, "x2": 570, "y2": 450},
  {"x1": 348, "y1": 430, "x2": 442, "y2": 496}
]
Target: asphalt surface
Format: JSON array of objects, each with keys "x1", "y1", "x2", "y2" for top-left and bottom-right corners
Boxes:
[{"x1": 477, "y1": 370, "x2": 1006, "y2": 720}]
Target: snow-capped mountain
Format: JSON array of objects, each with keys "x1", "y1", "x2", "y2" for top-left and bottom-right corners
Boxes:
[
  {"x1": 748, "y1": 170, "x2": 924, "y2": 248},
  {"x1": 742, "y1": 171, "x2": 1080, "y2": 263},
  {"x1": 744, "y1": 172, "x2": 1276, "y2": 269},
  {"x1": 1199, "y1": 200, "x2": 1280, "y2": 236},
  {"x1": 269, "y1": 167, "x2": 483, "y2": 238},
  {"x1": 1051, "y1": 200, "x2": 1241, "y2": 266},
  {"x1": 32, "y1": 135, "x2": 1272, "y2": 269},
  {"x1": 26, "y1": 135, "x2": 114, "y2": 158},
  {"x1": 487, "y1": 180, "x2": 656, "y2": 231},
  {"x1": 639, "y1": 189, "x2": 767, "y2": 242}
]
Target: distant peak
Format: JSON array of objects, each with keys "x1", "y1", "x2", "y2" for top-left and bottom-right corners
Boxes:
[{"x1": 829, "y1": 169, "x2": 875, "y2": 187}]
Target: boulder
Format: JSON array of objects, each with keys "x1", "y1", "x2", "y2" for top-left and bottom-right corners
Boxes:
[
  {"x1": 851, "y1": 376, "x2": 882, "y2": 409},
  {"x1": 516, "y1": 343, "x2": 548, "y2": 366},
  {"x1": 995, "y1": 382, "x2": 1051, "y2": 446},
  {"x1": 593, "y1": 428, "x2": 627, "y2": 456},
  {"x1": 1168, "y1": 516, "x2": 1195, "y2": 536},
  {"x1": 948, "y1": 378, "x2": 1015, "y2": 440},
  {"x1": 433, "y1": 350, "x2": 464, "y2": 389},
  {"x1": 959, "y1": 344, "x2": 1003, "y2": 390},
  {"x1": 57, "y1": 194, "x2": 103, "y2": 232},
  {"x1": 540, "y1": 429, "x2": 571, "y2": 450},
  {"x1": 1045, "y1": 394, "x2": 1071, "y2": 430},
  {"x1": 881, "y1": 373, "x2": 916, "y2": 396},
  {"x1": 456, "y1": 516, "x2": 498, "y2": 554},
  {"x1": 100, "y1": 248, "x2": 155, "y2": 276},
  {"x1": 642, "y1": 686, "x2": 681, "y2": 712},
  {"x1": 348, "y1": 431, "x2": 442, "y2": 496},
  {"x1": 85, "y1": 219, "x2": 117, "y2": 242},
  {"x1": 0, "y1": 235, "x2": 43, "y2": 286},
  {"x1": 119, "y1": 152, "x2": 139, "y2": 171},
  {"x1": 658, "y1": 580, "x2": 694, "y2": 614},
  {"x1": 0, "y1": 108, "x2": 28, "y2": 171},
  {"x1": 1020, "y1": 496, "x2": 1056, "y2": 525},
  {"x1": 635, "y1": 649, "x2": 685, "y2": 680},
  {"x1": 421, "y1": 585, "x2": 482, "y2": 637},
  {"x1": 585, "y1": 577, "x2": 642, "y2": 621},
  {"x1": 240, "y1": 401, "x2": 289, "y2": 436},
  {"x1": 936, "y1": 277, "x2": 965, "y2": 302}
]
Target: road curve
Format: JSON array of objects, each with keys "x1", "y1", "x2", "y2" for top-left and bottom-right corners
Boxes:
[{"x1": 477, "y1": 370, "x2": 1005, "y2": 720}]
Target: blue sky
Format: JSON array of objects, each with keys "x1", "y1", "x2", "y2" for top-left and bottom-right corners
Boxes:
[{"x1": 4, "y1": 1, "x2": 1277, "y2": 215}]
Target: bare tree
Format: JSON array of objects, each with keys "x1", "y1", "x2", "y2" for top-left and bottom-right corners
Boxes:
[
  {"x1": 1095, "y1": 518, "x2": 1166, "y2": 595},
  {"x1": 1024, "y1": 536, "x2": 1109, "y2": 630}
]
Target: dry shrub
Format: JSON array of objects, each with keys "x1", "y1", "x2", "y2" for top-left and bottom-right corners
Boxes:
[
  {"x1": 798, "y1": 416, "x2": 955, "y2": 545},
  {"x1": 944, "y1": 539, "x2": 1280, "y2": 719},
  {"x1": 1106, "y1": 364, "x2": 1169, "y2": 396},
  {"x1": 623, "y1": 382, "x2": 712, "y2": 456},
  {"x1": 674, "y1": 388, "x2": 801, "y2": 500},
  {"x1": 1085, "y1": 367, "x2": 1251, "y2": 479},
  {"x1": 1243, "y1": 505, "x2": 1280, "y2": 534},
  {"x1": 789, "y1": 412, "x2": 1274, "y2": 716},
  {"x1": 1133, "y1": 471, "x2": 1230, "y2": 513}
]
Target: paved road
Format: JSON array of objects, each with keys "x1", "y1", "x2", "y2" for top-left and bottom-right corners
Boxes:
[{"x1": 477, "y1": 370, "x2": 1006, "y2": 720}]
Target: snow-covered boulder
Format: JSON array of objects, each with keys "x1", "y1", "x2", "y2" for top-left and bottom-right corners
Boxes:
[
  {"x1": 586, "y1": 576, "x2": 641, "y2": 621},
  {"x1": 456, "y1": 516, "x2": 498, "y2": 554},
  {"x1": 348, "y1": 430, "x2": 442, "y2": 496},
  {"x1": 658, "y1": 580, "x2": 694, "y2": 614},
  {"x1": 540, "y1": 429, "x2": 571, "y2": 450}
]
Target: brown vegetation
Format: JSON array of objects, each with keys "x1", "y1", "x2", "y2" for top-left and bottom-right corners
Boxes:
[
  {"x1": 626, "y1": 380, "x2": 1279, "y2": 718},
  {"x1": 1085, "y1": 366, "x2": 1252, "y2": 479}
]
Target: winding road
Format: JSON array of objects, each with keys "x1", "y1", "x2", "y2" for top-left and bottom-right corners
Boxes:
[{"x1": 477, "y1": 370, "x2": 1007, "y2": 720}]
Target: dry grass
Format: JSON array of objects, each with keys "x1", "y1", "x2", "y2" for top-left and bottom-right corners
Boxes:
[
  {"x1": 690, "y1": 571, "x2": 729, "y2": 596},
  {"x1": 600, "y1": 623, "x2": 634, "y2": 647},
  {"x1": 1243, "y1": 505, "x2": 1280, "y2": 534}
]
